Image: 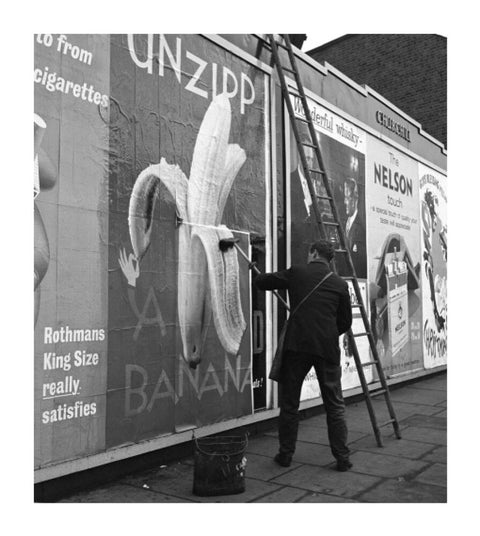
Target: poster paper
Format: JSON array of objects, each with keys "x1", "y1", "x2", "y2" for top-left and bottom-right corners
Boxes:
[
  {"x1": 366, "y1": 136, "x2": 423, "y2": 377},
  {"x1": 419, "y1": 164, "x2": 447, "y2": 368}
]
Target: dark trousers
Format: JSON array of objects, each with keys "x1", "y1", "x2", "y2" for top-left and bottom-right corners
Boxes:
[{"x1": 278, "y1": 350, "x2": 350, "y2": 462}]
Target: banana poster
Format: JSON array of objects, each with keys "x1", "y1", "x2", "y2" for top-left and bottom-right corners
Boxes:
[{"x1": 34, "y1": 34, "x2": 270, "y2": 467}]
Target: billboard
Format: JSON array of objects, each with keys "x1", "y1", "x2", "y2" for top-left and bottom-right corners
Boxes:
[
  {"x1": 419, "y1": 164, "x2": 447, "y2": 369},
  {"x1": 366, "y1": 136, "x2": 423, "y2": 377},
  {"x1": 34, "y1": 34, "x2": 111, "y2": 467},
  {"x1": 34, "y1": 34, "x2": 270, "y2": 467},
  {"x1": 287, "y1": 94, "x2": 372, "y2": 400}
]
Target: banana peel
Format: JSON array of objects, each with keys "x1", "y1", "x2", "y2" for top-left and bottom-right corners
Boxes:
[{"x1": 128, "y1": 94, "x2": 247, "y2": 368}]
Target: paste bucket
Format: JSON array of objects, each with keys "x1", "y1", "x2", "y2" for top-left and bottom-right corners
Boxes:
[{"x1": 193, "y1": 434, "x2": 248, "y2": 497}]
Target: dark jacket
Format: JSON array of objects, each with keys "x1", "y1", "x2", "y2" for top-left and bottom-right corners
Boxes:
[
  {"x1": 346, "y1": 215, "x2": 367, "y2": 279},
  {"x1": 255, "y1": 259, "x2": 352, "y2": 364}
]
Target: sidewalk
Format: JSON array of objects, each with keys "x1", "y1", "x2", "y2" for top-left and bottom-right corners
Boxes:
[{"x1": 60, "y1": 372, "x2": 446, "y2": 503}]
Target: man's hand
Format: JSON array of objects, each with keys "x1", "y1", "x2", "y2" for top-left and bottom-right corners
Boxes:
[{"x1": 119, "y1": 248, "x2": 139, "y2": 287}]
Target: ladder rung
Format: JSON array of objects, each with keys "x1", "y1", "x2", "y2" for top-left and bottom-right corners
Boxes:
[
  {"x1": 302, "y1": 142, "x2": 317, "y2": 149},
  {"x1": 369, "y1": 389, "x2": 387, "y2": 398},
  {"x1": 335, "y1": 248, "x2": 348, "y2": 253},
  {"x1": 282, "y1": 66, "x2": 296, "y2": 74},
  {"x1": 378, "y1": 419, "x2": 396, "y2": 428},
  {"x1": 310, "y1": 169, "x2": 326, "y2": 175},
  {"x1": 353, "y1": 331, "x2": 371, "y2": 338},
  {"x1": 274, "y1": 40, "x2": 289, "y2": 50},
  {"x1": 341, "y1": 276, "x2": 354, "y2": 280},
  {"x1": 351, "y1": 304, "x2": 363, "y2": 309},
  {"x1": 316, "y1": 194, "x2": 331, "y2": 200},
  {"x1": 265, "y1": 37, "x2": 289, "y2": 50},
  {"x1": 361, "y1": 360, "x2": 378, "y2": 367},
  {"x1": 323, "y1": 221, "x2": 339, "y2": 227}
]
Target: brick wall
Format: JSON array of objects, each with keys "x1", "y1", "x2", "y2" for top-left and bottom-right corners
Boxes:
[{"x1": 307, "y1": 34, "x2": 447, "y2": 147}]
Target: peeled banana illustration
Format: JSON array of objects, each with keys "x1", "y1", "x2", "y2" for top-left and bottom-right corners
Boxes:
[{"x1": 128, "y1": 94, "x2": 247, "y2": 368}]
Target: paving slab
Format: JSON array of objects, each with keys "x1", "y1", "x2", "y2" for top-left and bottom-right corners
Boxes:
[
  {"x1": 393, "y1": 426, "x2": 447, "y2": 446},
  {"x1": 401, "y1": 414, "x2": 447, "y2": 430},
  {"x1": 290, "y1": 440, "x2": 338, "y2": 466},
  {"x1": 408, "y1": 378, "x2": 447, "y2": 391},
  {"x1": 60, "y1": 483, "x2": 193, "y2": 503},
  {"x1": 357, "y1": 478, "x2": 446, "y2": 503},
  {"x1": 246, "y1": 433, "x2": 334, "y2": 467},
  {"x1": 271, "y1": 464, "x2": 381, "y2": 498},
  {"x1": 245, "y1": 434, "x2": 282, "y2": 457},
  {"x1": 377, "y1": 400, "x2": 445, "y2": 418},
  {"x1": 388, "y1": 386, "x2": 447, "y2": 406},
  {"x1": 265, "y1": 423, "x2": 368, "y2": 446},
  {"x1": 349, "y1": 434, "x2": 435, "y2": 460},
  {"x1": 251, "y1": 486, "x2": 307, "y2": 502},
  {"x1": 349, "y1": 450, "x2": 429, "y2": 478},
  {"x1": 240, "y1": 452, "x2": 301, "y2": 481},
  {"x1": 346, "y1": 415, "x2": 382, "y2": 433},
  {"x1": 120, "y1": 461, "x2": 281, "y2": 503},
  {"x1": 422, "y1": 446, "x2": 447, "y2": 464},
  {"x1": 296, "y1": 492, "x2": 359, "y2": 503},
  {"x1": 56, "y1": 372, "x2": 447, "y2": 503},
  {"x1": 414, "y1": 463, "x2": 447, "y2": 488},
  {"x1": 377, "y1": 400, "x2": 446, "y2": 417}
]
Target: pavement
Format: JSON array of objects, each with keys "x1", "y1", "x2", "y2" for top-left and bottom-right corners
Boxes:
[{"x1": 60, "y1": 371, "x2": 446, "y2": 503}]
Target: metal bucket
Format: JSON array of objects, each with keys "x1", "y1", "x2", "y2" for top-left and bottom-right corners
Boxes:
[{"x1": 193, "y1": 434, "x2": 248, "y2": 497}]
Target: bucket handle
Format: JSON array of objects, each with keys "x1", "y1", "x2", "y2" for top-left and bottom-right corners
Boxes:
[{"x1": 192, "y1": 431, "x2": 249, "y2": 457}]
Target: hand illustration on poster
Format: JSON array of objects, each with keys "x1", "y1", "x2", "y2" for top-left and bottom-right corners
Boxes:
[
  {"x1": 121, "y1": 94, "x2": 247, "y2": 369},
  {"x1": 34, "y1": 113, "x2": 57, "y2": 325}
]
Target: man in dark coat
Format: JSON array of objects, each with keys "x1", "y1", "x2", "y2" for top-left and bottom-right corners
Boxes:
[{"x1": 255, "y1": 240, "x2": 353, "y2": 471}]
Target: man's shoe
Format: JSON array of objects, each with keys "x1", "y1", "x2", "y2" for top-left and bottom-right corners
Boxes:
[
  {"x1": 274, "y1": 453, "x2": 292, "y2": 467},
  {"x1": 335, "y1": 460, "x2": 353, "y2": 472}
]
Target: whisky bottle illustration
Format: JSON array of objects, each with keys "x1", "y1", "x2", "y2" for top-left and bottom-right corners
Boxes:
[{"x1": 385, "y1": 246, "x2": 409, "y2": 357}]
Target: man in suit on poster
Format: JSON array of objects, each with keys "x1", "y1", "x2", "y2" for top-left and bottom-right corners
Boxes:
[{"x1": 343, "y1": 177, "x2": 366, "y2": 278}]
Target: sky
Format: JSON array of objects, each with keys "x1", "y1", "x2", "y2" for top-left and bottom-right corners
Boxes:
[{"x1": 303, "y1": 33, "x2": 344, "y2": 52}]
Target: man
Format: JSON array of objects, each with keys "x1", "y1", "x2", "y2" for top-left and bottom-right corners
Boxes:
[
  {"x1": 343, "y1": 177, "x2": 366, "y2": 278},
  {"x1": 291, "y1": 145, "x2": 315, "y2": 218},
  {"x1": 255, "y1": 240, "x2": 353, "y2": 471}
]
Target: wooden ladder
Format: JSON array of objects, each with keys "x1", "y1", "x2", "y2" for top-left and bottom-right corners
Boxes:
[{"x1": 267, "y1": 34, "x2": 401, "y2": 446}]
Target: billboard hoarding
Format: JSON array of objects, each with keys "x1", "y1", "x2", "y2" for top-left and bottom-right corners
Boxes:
[{"x1": 35, "y1": 33, "x2": 270, "y2": 467}]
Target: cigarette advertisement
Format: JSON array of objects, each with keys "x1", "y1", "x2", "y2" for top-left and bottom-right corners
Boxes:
[
  {"x1": 419, "y1": 164, "x2": 447, "y2": 368},
  {"x1": 287, "y1": 94, "x2": 370, "y2": 400},
  {"x1": 34, "y1": 34, "x2": 270, "y2": 467},
  {"x1": 34, "y1": 34, "x2": 110, "y2": 467},
  {"x1": 366, "y1": 136, "x2": 423, "y2": 377}
]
